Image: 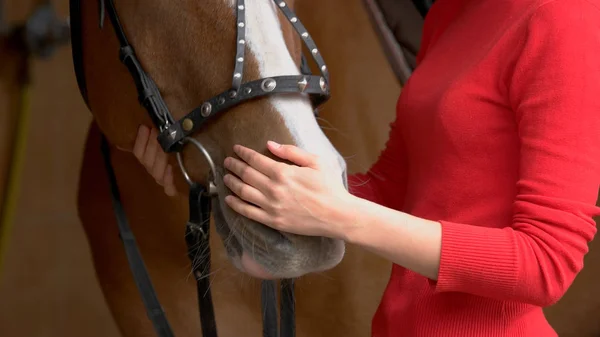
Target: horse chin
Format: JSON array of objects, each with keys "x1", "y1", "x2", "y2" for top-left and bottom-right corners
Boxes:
[{"x1": 210, "y1": 169, "x2": 346, "y2": 280}]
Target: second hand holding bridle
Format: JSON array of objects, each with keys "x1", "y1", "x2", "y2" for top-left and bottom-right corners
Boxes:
[{"x1": 95, "y1": 0, "x2": 332, "y2": 337}]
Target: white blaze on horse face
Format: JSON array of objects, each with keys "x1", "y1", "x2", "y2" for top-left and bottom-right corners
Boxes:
[{"x1": 226, "y1": 0, "x2": 347, "y2": 178}]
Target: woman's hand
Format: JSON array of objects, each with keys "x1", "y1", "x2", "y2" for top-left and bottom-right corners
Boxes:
[
  {"x1": 125, "y1": 127, "x2": 353, "y2": 238},
  {"x1": 123, "y1": 125, "x2": 179, "y2": 197},
  {"x1": 223, "y1": 141, "x2": 353, "y2": 239}
]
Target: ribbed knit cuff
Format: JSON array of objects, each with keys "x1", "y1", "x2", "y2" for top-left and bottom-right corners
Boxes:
[{"x1": 434, "y1": 220, "x2": 519, "y2": 298}]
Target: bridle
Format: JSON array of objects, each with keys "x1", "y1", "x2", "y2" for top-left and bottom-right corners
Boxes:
[
  {"x1": 69, "y1": 0, "x2": 331, "y2": 337},
  {"x1": 100, "y1": 0, "x2": 329, "y2": 155}
]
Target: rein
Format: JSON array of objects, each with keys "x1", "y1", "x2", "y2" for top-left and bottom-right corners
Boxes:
[{"x1": 70, "y1": 0, "x2": 331, "y2": 336}]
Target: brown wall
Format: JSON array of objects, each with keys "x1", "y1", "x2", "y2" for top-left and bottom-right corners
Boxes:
[
  {"x1": 0, "y1": 1, "x2": 119, "y2": 336},
  {"x1": 0, "y1": 0, "x2": 598, "y2": 336}
]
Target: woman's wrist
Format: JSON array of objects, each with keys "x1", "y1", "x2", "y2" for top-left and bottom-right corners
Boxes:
[
  {"x1": 336, "y1": 195, "x2": 442, "y2": 280},
  {"x1": 330, "y1": 193, "x2": 375, "y2": 243}
]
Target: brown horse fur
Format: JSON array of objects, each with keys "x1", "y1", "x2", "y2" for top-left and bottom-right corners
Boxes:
[
  {"x1": 75, "y1": 0, "x2": 359, "y2": 336},
  {"x1": 77, "y1": 0, "x2": 349, "y2": 284}
]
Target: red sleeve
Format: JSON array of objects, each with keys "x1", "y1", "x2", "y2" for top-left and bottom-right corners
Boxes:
[
  {"x1": 348, "y1": 100, "x2": 409, "y2": 211},
  {"x1": 434, "y1": 0, "x2": 600, "y2": 307}
]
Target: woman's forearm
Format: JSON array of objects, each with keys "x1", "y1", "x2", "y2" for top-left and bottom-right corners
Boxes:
[{"x1": 339, "y1": 195, "x2": 442, "y2": 280}]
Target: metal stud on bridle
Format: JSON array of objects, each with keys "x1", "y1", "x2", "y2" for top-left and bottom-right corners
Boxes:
[
  {"x1": 200, "y1": 102, "x2": 212, "y2": 117},
  {"x1": 261, "y1": 78, "x2": 277, "y2": 92}
]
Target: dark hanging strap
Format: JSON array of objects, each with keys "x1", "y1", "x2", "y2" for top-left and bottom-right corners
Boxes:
[
  {"x1": 261, "y1": 280, "x2": 279, "y2": 337},
  {"x1": 186, "y1": 184, "x2": 218, "y2": 337},
  {"x1": 100, "y1": 0, "x2": 175, "y2": 130},
  {"x1": 100, "y1": 135, "x2": 175, "y2": 337},
  {"x1": 261, "y1": 278, "x2": 296, "y2": 337},
  {"x1": 280, "y1": 279, "x2": 296, "y2": 337}
]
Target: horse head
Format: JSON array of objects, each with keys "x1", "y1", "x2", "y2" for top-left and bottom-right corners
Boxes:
[{"x1": 72, "y1": 0, "x2": 348, "y2": 280}]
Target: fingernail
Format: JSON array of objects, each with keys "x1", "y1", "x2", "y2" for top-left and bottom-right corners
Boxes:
[{"x1": 267, "y1": 140, "x2": 281, "y2": 148}]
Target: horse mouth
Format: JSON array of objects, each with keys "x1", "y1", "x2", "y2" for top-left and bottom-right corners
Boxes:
[{"x1": 209, "y1": 167, "x2": 346, "y2": 280}]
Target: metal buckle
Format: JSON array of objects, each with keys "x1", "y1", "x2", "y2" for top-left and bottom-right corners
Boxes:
[{"x1": 175, "y1": 137, "x2": 218, "y2": 196}]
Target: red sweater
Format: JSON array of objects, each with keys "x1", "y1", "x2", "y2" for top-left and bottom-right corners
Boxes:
[{"x1": 348, "y1": 0, "x2": 600, "y2": 336}]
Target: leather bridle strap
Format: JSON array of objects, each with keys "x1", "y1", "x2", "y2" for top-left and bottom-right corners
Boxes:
[
  {"x1": 260, "y1": 278, "x2": 296, "y2": 337},
  {"x1": 99, "y1": 0, "x2": 330, "y2": 153},
  {"x1": 280, "y1": 278, "x2": 296, "y2": 337},
  {"x1": 100, "y1": 135, "x2": 175, "y2": 337},
  {"x1": 101, "y1": 0, "x2": 176, "y2": 130},
  {"x1": 186, "y1": 184, "x2": 218, "y2": 337},
  {"x1": 154, "y1": 0, "x2": 330, "y2": 153},
  {"x1": 262, "y1": 280, "x2": 278, "y2": 337}
]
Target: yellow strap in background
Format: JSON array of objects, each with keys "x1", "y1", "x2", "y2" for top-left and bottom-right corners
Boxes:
[
  {"x1": 0, "y1": 1, "x2": 70, "y2": 282},
  {"x1": 0, "y1": 58, "x2": 31, "y2": 279}
]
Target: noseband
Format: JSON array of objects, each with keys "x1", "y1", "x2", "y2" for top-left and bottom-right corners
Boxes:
[{"x1": 69, "y1": 0, "x2": 331, "y2": 337}]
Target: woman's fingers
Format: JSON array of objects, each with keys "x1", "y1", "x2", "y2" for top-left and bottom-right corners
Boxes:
[
  {"x1": 143, "y1": 128, "x2": 159, "y2": 169},
  {"x1": 232, "y1": 145, "x2": 280, "y2": 178},
  {"x1": 223, "y1": 173, "x2": 269, "y2": 208},
  {"x1": 163, "y1": 165, "x2": 178, "y2": 196},
  {"x1": 130, "y1": 125, "x2": 178, "y2": 196},
  {"x1": 132, "y1": 124, "x2": 150, "y2": 161},
  {"x1": 151, "y1": 142, "x2": 169, "y2": 182},
  {"x1": 224, "y1": 195, "x2": 272, "y2": 225},
  {"x1": 266, "y1": 141, "x2": 321, "y2": 169},
  {"x1": 224, "y1": 156, "x2": 271, "y2": 191}
]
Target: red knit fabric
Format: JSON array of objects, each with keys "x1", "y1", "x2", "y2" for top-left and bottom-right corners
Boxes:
[{"x1": 348, "y1": 0, "x2": 600, "y2": 336}]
